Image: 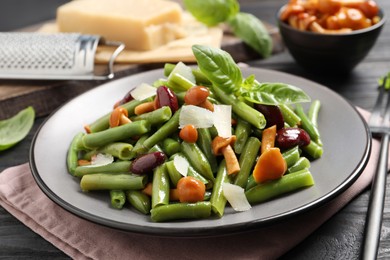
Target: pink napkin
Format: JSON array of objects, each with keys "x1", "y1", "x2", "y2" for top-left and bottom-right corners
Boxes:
[{"x1": 0, "y1": 108, "x2": 384, "y2": 259}]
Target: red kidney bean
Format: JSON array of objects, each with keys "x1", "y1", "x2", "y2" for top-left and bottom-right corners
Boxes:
[
  {"x1": 254, "y1": 104, "x2": 284, "y2": 130},
  {"x1": 155, "y1": 86, "x2": 179, "y2": 113},
  {"x1": 130, "y1": 151, "x2": 166, "y2": 175},
  {"x1": 114, "y1": 90, "x2": 134, "y2": 108},
  {"x1": 276, "y1": 127, "x2": 311, "y2": 149}
]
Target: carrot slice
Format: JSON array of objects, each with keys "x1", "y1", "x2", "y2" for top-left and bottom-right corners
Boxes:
[
  {"x1": 253, "y1": 147, "x2": 287, "y2": 183},
  {"x1": 261, "y1": 125, "x2": 277, "y2": 154}
]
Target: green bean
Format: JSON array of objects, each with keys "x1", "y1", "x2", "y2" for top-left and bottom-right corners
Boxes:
[
  {"x1": 126, "y1": 190, "x2": 151, "y2": 215},
  {"x1": 161, "y1": 138, "x2": 181, "y2": 156},
  {"x1": 150, "y1": 201, "x2": 211, "y2": 222},
  {"x1": 234, "y1": 119, "x2": 252, "y2": 154},
  {"x1": 80, "y1": 120, "x2": 151, "y2": 149},
  {"x1": 234, "y1": 137, "x2": 261, "y2": 188},
  {"x1": 142, "y1": 108, "x2": 181, "y2": 151},
  {"x1": 130, "y1": 134, "x2": 149, "y2": 158},
  {"x1": 210, "y1": 160, "x2": 229, "y2": 218},
  {"x1": 181, "y1": 142, "x2": 215, "y2": 183},
  {"x1": 74, "y1": 161, "x2": 132, "y2": 177},
  {"x1": 131, "y1": 106, "x2": 172, "y2": 126},
  {"x1": 88, "y1": 99, "x2": 146, "y2": 133},
  {"x1": 164, "y1": 63, "x2": 211, "y2": 85},
  {"x1": 287, "y1": 157, "x2": 311, "y2": 174},
  {"x1": 211, "y1": 84, "x2": 266, "y2": 129},
  {"x1": 295, "y1": 104, "x2": 322, "y2": 146},
  {"x1": 245, "y1": 175, "x2": 257, "y2": 191},
  {"x1": 152, "y1": 165, "x2": 170, "y2": 208},
  {"x1": 165, "y1": 160, "x2": 183, "y2": 187},
  {"x1": 110, "y1": 190, "x2": 126, "y2": 209},
  {"x1": 167, "y1": 73, "x2": 195, "y2": 91},
  {"x1": 67, "y1": 132, "x2": 84, "y2": 175},
  {"x1": 279, "y1": 104, "x2": 301, "y2": 127},
  {"x1": 80, "y1": 173, "x2": 147, "y2": 191},
  {"x1": 308, "y1": 100, "x2": 321, "y2": 127},
  {"x1": 196, "y1": 128, "x2": 218, "y2": 173},
  {"x1": 98, "y1": 142, "x2": 133, "y2": 160},
  {"x1": 282, "y1": 146, "x2": 301, "y2": 168},
  {"x1": 245, "y1": 169, "x2": 314, "y2": 204},
  {"x1": 302, "y1": 141, "x2": 323, "y2": 159},
  {"x1": 149, "y1": 144, "x2": 164, "y2": 153}
]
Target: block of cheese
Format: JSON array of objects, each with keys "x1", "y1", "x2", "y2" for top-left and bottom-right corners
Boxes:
[{"x1": 57, "y1": 0, "x2": 185, "y2": 51}]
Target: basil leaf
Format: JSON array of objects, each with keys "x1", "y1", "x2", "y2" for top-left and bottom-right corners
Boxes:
[
  {"x1": 192, "y1": 45, "x2": 242, "y2": 94},
  {"x1": 228, "y1": 12, "x2": 273, "y2": 58},
  {"x1": 241, "y1": 82, "x2": 311, "y2": 105},
  {"x1": 0, "y1": 106, "x2": 35, "y2": 151},
  {"x1": 183, "y1": 0, "x2": 239, "y2": 26}
]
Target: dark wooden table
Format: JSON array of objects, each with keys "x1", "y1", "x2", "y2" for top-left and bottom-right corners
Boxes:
[{"x1": 1, "y1": 0, "x2": 389, "y2": 259}]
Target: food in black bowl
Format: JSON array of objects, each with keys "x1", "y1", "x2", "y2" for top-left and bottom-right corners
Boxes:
[{"x1": 277, "y1": 0, "x2": 386, "y2": 74}]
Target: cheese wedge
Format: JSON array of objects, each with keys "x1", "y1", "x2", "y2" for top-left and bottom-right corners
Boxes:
[{"x1": 57, "y1": 0, "x2": 185, "y2": 51}]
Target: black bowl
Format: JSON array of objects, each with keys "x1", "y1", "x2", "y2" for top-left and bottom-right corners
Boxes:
[{"x1": 277, "y1": 6, "x2": 386, "y2": 74}]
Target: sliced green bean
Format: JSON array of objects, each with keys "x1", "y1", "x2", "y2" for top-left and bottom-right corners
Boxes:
[
  {"x1": 245, "y1": 175, "x2": 257, "y2": 191},
  {"x1": 181, "y1": 141, "x2": 215, "y2": 183},
  {"x1": 131, "y1": 106, "x2": 172, "y2": 126},
  {"x1": 165, "y1": 160, "x2": 183, "y2": 187},
  {"x1": 188, "y1": 165, "x2": 211, "y2": 189},
  {"x1": 211, "y1": 84, "x2": 266, "y2": 129},
  {"x1": 110, "y1": 190, "x2": 126, "y2": 209},
  {"x1": 149, "y1": 144, "x2": 164, "y2": 153},
  {"x1": 196, "y1": 128, "x2": 218, "y2": 173},
  {"x1": 279, "y1": 104, "x2": 301, "y2": 127},
  {"x1": 302, "y1": 141, "x2": 323, "y2": 159},
  {"x1": 210, "y1": 160, "x2": 229, "y2": 218},
  {"x1": 152, "y1": 165, "x2": 170, "y2": 208},
  {"x1": 98, "y1": 142, "x2": 133, "y2": 160},
  {"x1": 234, "y1": 119, "x2": 252, "y2": 154},
  {"x1": 161, "y1": 138, "x2": 181, "y2": 156},
  {"x1": 80, "y1": 120, "x2": 151, "y2": 149},
  {"x1": 234, "y1": 137, "x2": 261, "y2": 188},
  {"x1": 67, "y1": 132, "x2": 84, "y2": 175},
  {"x1": 296, "y1": 104, "x2": 322, "y2": 146},
  {"x1": 74, "y1": 161, "x2": 132, "y2": 177},
  {"x1": 88, "y1": 99, "x2": 146, "y2": 133},
  {"x1": 164, "y1": 63, "x2": 211, "y2": 85},
  {"x1": 308, "y1": 100, "x2": 321, "y2": 126},
  {"x1": 287, "y1": 157, "x2": 311, "y2": 174},
  {"x1": 282, "y1": 145, "x2": 301, "y2": 168},
  {"x1": 150, "y1": 201, "x2": 211, "y2": 222},
  {"x1": 245, "y1": 169, "x2": 314, "y2": 204},
  {"x1": 142, "y1": 108, "x2": 181, "y2": 151},
  {"x1": 126, "y1": 190, "x2": 151, "y2": 215},
  {"x1": 130, "y1": 134, "x2": 149, "y2": 158},
  {"x1": 80, "y1": 173, "x2": 147, "y2": 191}
]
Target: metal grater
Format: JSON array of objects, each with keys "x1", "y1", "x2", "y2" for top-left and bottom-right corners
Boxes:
[{"x1": 0, "y1": 32, "x2": 125, "y2": 80}]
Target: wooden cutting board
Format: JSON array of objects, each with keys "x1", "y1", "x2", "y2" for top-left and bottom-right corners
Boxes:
[{"x1": 0, "y1": 29, "x2": 283, "y2": 120}]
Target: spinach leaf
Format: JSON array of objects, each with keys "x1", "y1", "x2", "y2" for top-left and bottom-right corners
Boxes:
[
  {"x1": 0, "y1": 106, "x2": 35, "y2": 151},
  {"x1": 192, "y1": 44, "x2": 242, "y2": 94},
  {"x1": 183, "y1": 0, "x2": 239, "y2": 27},
  {"x1": 241, "y1": 82, "x2": 311, "y2": 105},
  {"x1": 228, "y1": 12, "x2": 273, "y2": 58}
]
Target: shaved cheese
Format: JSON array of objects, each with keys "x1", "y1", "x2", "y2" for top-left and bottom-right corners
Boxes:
[
  {"x1": 222, "y1": 183, "x2": 252, "y2": 212},
  {"x1": 213, "y1": 105, "x2": 232, "y2": 138},
  {"x1": 179, "y1": 105, "x2": 214, "y2": 129},
  {"x1": 130, "y1": 83, "x2": 157, "y2": 101},
  {"x1": 85, "y1": 153, "x2": 114, "y2": 167},
  {"x1": 173, "y1": 154, "x2": 189, "y2": 177}
]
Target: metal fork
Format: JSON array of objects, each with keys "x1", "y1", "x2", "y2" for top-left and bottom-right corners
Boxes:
[{"x1": 362, "y1": 76, "x2": 389, "y2": 260}]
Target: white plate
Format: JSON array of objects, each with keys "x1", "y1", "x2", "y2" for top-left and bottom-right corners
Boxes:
[{"x1": 30, "y1": 67, "x2": 371, "y2": 236}]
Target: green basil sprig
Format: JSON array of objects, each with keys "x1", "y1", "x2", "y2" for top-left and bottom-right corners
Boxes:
[
  {"x1": 228, "y1": 12, "x2": 272, "y2": 58},
  {"x1": 192, "y1": 45, "x2": 310, "y2": 105},
  {"x1": 183, "y1": 0, "x2": 239, "y2": 27},
  {"x1": 0, "y1": 106, "x2": 35, "y2": 151},
  {"x1": 183, "y1": 0, "x2": 272, "y2": 58}
]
